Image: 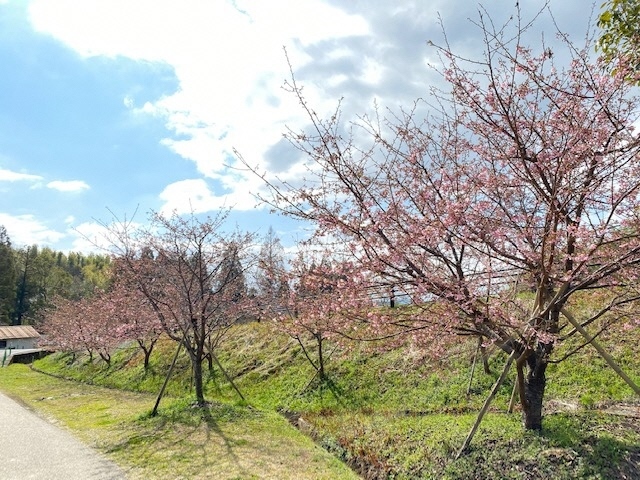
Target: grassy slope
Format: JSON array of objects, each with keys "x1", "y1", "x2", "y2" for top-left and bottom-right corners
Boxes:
[{"x1": 10, "y1": 321, "x2": 640, "y2": 479}]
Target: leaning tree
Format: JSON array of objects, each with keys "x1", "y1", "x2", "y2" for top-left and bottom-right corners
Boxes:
[{"x1": 247, "y1": 9, "x2": 640, "y2": 431}]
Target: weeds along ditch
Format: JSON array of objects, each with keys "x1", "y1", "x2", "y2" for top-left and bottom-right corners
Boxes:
[{"x1": 30, "y1": 321, "x2": 640, "y2": 479}]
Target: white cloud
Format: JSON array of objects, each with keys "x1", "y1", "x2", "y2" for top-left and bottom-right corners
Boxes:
[
  {"x1": 0, "y1": 213, "x2": 65, "y2": 247},
  {"x1": 361, "y1": 58, "x2": 385, "y2": 85},
  {"x1": 0, "y1": 168, "x2": 43, "y2": 183},
  {"x1": 68, "y1": 221, "x2": 113, "y2": 253},
  {"x1": 0, "y1": 168, "x2": 88, "y2": 194},
  {"x1": 27, "y1": 0, "x2": 590, "y2": 228},
  {"x1": 159, "y1": 179, "x2": 216, "y2": 215},
  {"x1": 158, "y1": 177, "x2": 260, "y2": 215},
  {"x1": 8, "y1": 0, "x2": 602, "y2": 257},
  {"x1": 47, "y1": 180, "x2": 90, "y2": 192},
  {"x1": 27, "y1": 0, "x2": 370, "y2": 215}
]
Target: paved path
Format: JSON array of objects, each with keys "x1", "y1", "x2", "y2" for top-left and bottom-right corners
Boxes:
[{"x1": 0, "y1": 392, "x2": 126, "y2": 479}]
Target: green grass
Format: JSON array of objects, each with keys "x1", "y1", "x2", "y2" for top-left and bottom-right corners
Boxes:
[
  {"x1": 9, "y1": 320, "x2": 640, "y2": 479},
  {"x1": 0, "y1": 364, "x2": 358, "y2": 479},
  {"x1": 305, "y1": 408, "x2": 639, "y2": 479}
]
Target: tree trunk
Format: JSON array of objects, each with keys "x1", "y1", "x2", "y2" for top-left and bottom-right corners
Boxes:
[
  {"x1": 466, "y1": 340, "x2": 479, "y2": 396},
  {"x1": 137, "y1": 340, "x2": 153, "y2": 370},
  {"x1": 143, "y1": 348, "x2": 152, "y2": 370},
  {"x1": 192, "y1": 350, "x2": 206, "y2": 405},
  {"x1": 14, "y1": 260, "x2": 29, "y2": 325},
  {"x1": 206, "y1": 352, "x2": 213, "y2": 372},
  {"x1": 521, "y1": 349, "x2": 548, "y2": 430},
  {"x1": 316, "y1": 332, "x2": 325, "y2": 381},
  {"x1": 99, "y1": 352, "x2": 111, "y2": 365},
  {"x1": 480, "y1": 344, "x2": 491, "y2": 374}
]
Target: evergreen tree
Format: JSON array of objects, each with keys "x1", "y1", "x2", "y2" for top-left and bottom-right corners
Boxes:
[
  {"x1": 0, "y1": 227, "x2": 16, "y2": 325},
  {"x1": 13, "y1": 245, "x2": 40, "y2": 325},
  {"x1": 216, "y1": 243, "x2": 247, "y2": 303},
  {"x1": 255, "y1": 227, "x2": 288, "y2": 311},
  {"x1": 13, "y1": 246, "x2": 111, "y2": 323}
]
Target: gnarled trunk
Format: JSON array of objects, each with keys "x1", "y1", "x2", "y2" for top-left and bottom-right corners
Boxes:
[
  {"x1": 523, "y1": 364, "x2": 546, "y2": 430},
  {"x1": 519, "y1": 346, "x2": 550, "y2": 430}
]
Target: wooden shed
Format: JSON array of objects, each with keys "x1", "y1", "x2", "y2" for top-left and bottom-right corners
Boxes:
[{"x1": 0, "y1": 325, "x2": 41, "y2": 350}]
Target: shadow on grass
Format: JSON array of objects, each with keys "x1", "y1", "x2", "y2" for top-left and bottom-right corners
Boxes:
[
  {"x1": 297, "y1": 373, "x2": 361, "y2": 411},
  {"x1": 540, "y1": 413, "x2": 640, "y2": 480},
  {"x1": 106, "y1": 400, "x2": 257, "y2": 478},
  {"x1": 447, "y1": 413, "x2": 640, "y2": 480},
  {"x1": 301, "y1": 409, "x2": 640, "y2": 480}
]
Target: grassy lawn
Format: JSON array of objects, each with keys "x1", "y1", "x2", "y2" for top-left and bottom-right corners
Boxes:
[
  {"x1": 0, "y1": 364, "x2": 358, "y2": 479},
  {"x1": 10, "y1": 321, "x2": 640, "y2": 479}
]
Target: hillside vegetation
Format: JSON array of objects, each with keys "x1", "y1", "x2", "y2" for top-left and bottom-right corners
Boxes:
[{"x1": 24, "y1": 319, "x2": 640, "y2": 479}]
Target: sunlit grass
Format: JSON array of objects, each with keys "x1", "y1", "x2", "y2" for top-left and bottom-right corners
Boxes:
[{"x1": 0, "y1": 364, "x2": 358, "y2": 479}]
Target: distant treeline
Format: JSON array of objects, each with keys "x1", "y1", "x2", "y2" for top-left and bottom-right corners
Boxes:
[{"x1": 0, "y1": 226, "x2": 111, "y2": 325}]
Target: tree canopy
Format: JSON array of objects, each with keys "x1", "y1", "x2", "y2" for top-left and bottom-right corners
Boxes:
[
  {"x1": 598, "y1": 0, "x2": 640, "y2": 78},
  {"x1": 0, "y1": 227, "x2": 111, "y2": 325},
  {"x1": 250, "y1": 8, "x2": 640, "y2": 431},
  {"x1": 103, "y1": 210, "x2": 254, "y2": 406},
  {"x1": 0, "y1": 227, "x2": 16, "y2": 325}
]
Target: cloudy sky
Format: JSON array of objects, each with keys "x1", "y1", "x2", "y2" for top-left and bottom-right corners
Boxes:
[{"x1": 0, "y1": 0, "x2": 595, "y2": 252}]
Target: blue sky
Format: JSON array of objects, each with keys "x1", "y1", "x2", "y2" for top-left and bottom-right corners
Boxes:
[{"x1": 0, "y1": 0, "x2": 593, "y2": 252}]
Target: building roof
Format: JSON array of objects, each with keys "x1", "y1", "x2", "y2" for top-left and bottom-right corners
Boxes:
[{"x1": 0, "y1": 325, "x2": 41, "y2": 340}]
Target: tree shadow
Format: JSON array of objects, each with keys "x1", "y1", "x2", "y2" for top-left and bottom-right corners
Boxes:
[
  {"x1": 300, "y1": 373, "x2": 353, "y2": 409},
  {"x1": 580, "y1": 435, "x2": 640, "y2": 479},
  {"x1": 107, "y1": 401, "x2": 254, "y2": 478},
  {"x1": 540, "y1": 413, "x2": 640, "y2": 479},
  {"x1": 196, "y1": 403, "x2": 246, "y2": 475}
]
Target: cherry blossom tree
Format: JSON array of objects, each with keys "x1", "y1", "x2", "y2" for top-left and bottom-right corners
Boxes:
[
  {"x1": 42, "y1": 293, "x2": 122, "y2": 364},
  {"x1": 104, "y1": 270, "x2": 163, "y2": 370},
  {"x1": 249, "y1": 10, "x2": 640, "y2": 431},
  {"x1": 40, "y1": 297, "x2": 86, "y2": 358},
  {"x1": 104, "y1": 210, "x2": 254, "y2": 406},
  {"x1": 265, "y1": 250, "x2": 367, "y2": 383}
]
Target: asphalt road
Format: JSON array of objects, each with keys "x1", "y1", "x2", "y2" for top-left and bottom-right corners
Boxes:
[{"x1": 0, "y1": 392, "x2": 126, "y2": 479}]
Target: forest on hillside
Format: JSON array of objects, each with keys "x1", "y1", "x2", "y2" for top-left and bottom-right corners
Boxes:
[{"x1": 0, "y1": 225, "x2": 111, "y2": 326}]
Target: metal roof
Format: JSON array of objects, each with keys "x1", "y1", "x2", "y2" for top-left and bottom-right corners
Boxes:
[{"x1": 0, "y1": 325, "x2": 41, "y2": 340}]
